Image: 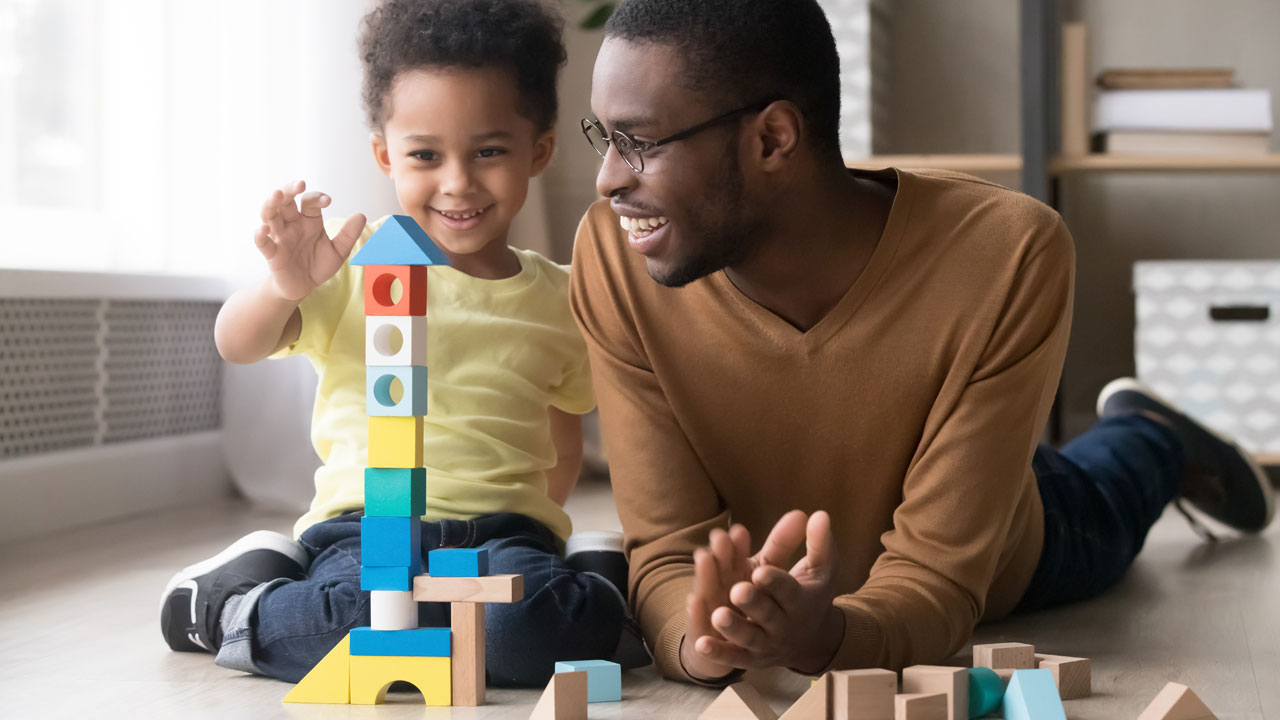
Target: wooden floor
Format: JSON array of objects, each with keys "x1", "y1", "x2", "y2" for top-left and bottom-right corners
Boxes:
[{"x1": 1, "y1": 478, "x2": 1277, "y2": 719}]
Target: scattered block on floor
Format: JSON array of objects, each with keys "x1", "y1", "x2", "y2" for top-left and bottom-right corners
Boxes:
[
  {"x1": 993, "y1": 669, "x2": 1016, "y2": 688},
  {"x1": 966, "y1": 668, "x2": 1004, "y2": 718},
  {"x1": 530, "y1": 669, "x2": 588, "y2": 720},
  {"x1": 364, "y1": 467, "x2": 426, "y2": 517},
  {"x1": 366, "y1": 315, "x2": 428, "y2": 367},
  {"x1": 363, "y1": 264, "x2": 428, "y2": 316},
  {"x1": 555, "y1": 659, "x2": 622, "y2": 703},
  {"x1": 972, "y1": 642, "x2": 1036, "y2": 670},
  {"x1": 452, "y1": 602, "x2": 485, "y2": 707},
  {"x1": 368, "y1": 415, "x2": 424, "y2": 468},
  {"x1": 349, "y1": 627, "x2": 450, "y2": 657},
  {"x1": 362, "y1": 565, "x2": 415, "y2": 591},
  {"x1": 429, "y1": 547, "x2": 490, "y2": 577},
  {"x1": 780, "y1": 674, "x2": 830, "y2": 720},
  {"x1": 699, "y1": 682, "x2": 779, "y2": 720},
  {"x1": 1137, "y1": 682, "x2": 1218, "y2": 720},
  {"x1": 831, "y1": 668, "x2": 896, "y2": 720},
  {"x1": 901, "y1": 665, "x2": 968, "y2": 720},
  {"x1": 1001, "y1": 669, "x2": 1065, "y2": 720},
  {"x1": 360, "y1": 515, "x2": 423, "y2": 571},
  {"x1": 895, "y1": 692, "x2": 948, "y2": 720},
  {"x1": 1034, "y1": 653, "x2": 1091, "y2": 700},
  {"x1": 370, "y1": 589, "x2": 418, "y2": 630},
  {"x1": 414, "y1": 573, "x2": 525, "y2": 603},
  {"x1": 283, "y1": 634, "x2": 350, "y2": 704},
  {"x1": 349, "y1": 654, "x2": 451, "y2": 706}
]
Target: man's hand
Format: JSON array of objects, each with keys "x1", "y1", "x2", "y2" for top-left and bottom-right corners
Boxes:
[{"x1": 255, "y1": 180, "x2": 366, "y2": 302}]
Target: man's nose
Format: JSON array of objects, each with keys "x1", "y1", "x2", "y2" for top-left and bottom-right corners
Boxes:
[{"x1": 595, "y1": 142, "x2": 638, "y2": 199}]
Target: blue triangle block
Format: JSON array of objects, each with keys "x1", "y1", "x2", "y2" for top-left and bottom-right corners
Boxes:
[
  {"x1": 349, "y1": 215, "x2": 451, "y2": 266},
  {"x1": 1002, "y1": 669, "x2": 1066, "y2": 720}
]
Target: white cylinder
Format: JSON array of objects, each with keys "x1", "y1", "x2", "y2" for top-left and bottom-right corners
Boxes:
[{"x1": 370, "y1": 590, "x2": 418, "y2": 630}]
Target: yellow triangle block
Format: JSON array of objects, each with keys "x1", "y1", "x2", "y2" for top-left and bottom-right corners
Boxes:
[{"x1": 283, "y1": 635, "x2": 350, "y2": 704}]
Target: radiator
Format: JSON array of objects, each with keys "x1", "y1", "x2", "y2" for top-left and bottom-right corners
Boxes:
[{"x1": 0, "y1": 269, "x2": 232, "y2": 544}]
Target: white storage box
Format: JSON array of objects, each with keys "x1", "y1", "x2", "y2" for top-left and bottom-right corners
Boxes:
[{"x1": 1134, "y1": 261, "x2": 1280, "y2": 458}]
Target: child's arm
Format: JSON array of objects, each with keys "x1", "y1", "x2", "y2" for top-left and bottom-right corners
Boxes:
[
  {"x1": 214, "y1": 180, "x2": 366, "y2": 364},
  {"x1": 545, "y1": 408, "x2": 584, "y2": 506}
]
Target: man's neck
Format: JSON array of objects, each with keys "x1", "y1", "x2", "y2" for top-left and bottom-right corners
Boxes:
[{"x1": 724, "y1": 167, "x2": 895, "y2": 333}]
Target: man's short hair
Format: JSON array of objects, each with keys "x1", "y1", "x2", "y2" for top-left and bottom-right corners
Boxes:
[{"x1": 605, "y1": 0, "x2": 842, "y2": 160}]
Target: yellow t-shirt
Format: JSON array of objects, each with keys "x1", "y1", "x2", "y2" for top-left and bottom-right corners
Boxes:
[{"x1": 279, "y1": 216, "x2": 595, "y2": 540}]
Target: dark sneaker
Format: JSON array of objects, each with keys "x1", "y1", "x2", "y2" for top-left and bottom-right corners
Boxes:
[
  {"x1": 1097, "y1": 377, "x2": 1275, "y2": 533},
  {"x1": 565, "y1": 531, "x2": 652, "y2": 669},
  {"x1": 159, "y1": 530, "x2": 308, "y2": 653}
]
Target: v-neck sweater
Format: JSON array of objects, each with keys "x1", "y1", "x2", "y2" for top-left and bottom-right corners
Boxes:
[{"x1": 569, "y1": 168, "x2": 1075, "y2": 680}]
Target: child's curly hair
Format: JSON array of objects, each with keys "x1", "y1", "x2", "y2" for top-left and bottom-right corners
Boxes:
[{"x1": 358, "y1": 0, "x2": 567, "y2": 132}]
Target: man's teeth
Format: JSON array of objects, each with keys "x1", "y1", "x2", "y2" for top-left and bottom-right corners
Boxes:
[
  {"x1": 619, "y1": 216, "x2": 669, "y2": 232},
  {"x1": 440, "y1": 208, "x2": 484, "y2": 220}
]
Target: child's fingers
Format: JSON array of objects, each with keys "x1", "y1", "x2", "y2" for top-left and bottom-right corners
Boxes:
[
  {"x1": 330, "y1": 213, "x2": 366, "y2": 261},
  {"x1": 297, "y1": 190, "x2": 330, "y2": 218},
  {"x1": 253, "y1": 224, "x2": 277, "y2": 260},
  {"x1": 261, "y1": 190, "x2": 288, "y2": 239},
  {"x1": 755, "y1": 509, "x2": 808, "y2": 569},
  {"x1": 693, "y1": 547, "x2": 721, "y2": 601},
  {"x1": 709, "y1": 529, "x2": 741, "y2": 591},
  {"x1": 732, "y1": 576, "x2": 787, "y2": 632},
  {"x1": 276, "y1": 180, "x2": 306, "y2": 224},
  {"x1": 695, "y1": 633, "x2": 755, "y2": 669},
  {"x1": 711, "y1": 603, "x2": 768, "y2": 653}
]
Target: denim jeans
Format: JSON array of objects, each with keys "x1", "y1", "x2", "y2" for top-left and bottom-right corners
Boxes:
[
  {"x1": 1016, "y1": 414, "x2": 1184, "y2": 612},
  {"x1": 215, "y1": 512, "x2": 625, "y2": 685}
]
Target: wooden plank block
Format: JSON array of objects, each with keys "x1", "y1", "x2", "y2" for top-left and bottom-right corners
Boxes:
[
  {"x1": 832, "y1": 668, "x2": 896, "y2": 720},
  {"x1": 1136, "y1": 682, "x2": 1218, "y2": 720},
  {"x1": 530, "y1": 670, "x2": 588, "y2": 720},
  {"x1": 414, "y1": 574, "x2": 524, "y2": 603},
  {"x1": 1001, "y1": 669, "x2": 1065, "y2": 720},
  {"x1": 360, "y1": 515, "x2": 422, "y2": 571},
  {"x1": 366, "y1": 366, "x2": 429, "y2": 417},
  {"x1": 366, "y1": 315, "x2": 428, "y2": 366},
  {"x1": 364, "y1": 264, "x2": 427, "y2": 316},
  {"x1": 349, "y1": 654, "x2": 450, "y2": 706},
  {"x1": 972, "y1": 642, "x2": 1035, "y2": 670},
  {"x1": 895, "y1": 693, "x2": 947, "y2": 720},
  {"x1": 1035, "y1": 653, "x2": 1091, "y2": 700},
  {"x1": 901, "y1": 666, "x2": 968, "y2": 720},
  {"x1": 364, "y1": 467, "x2": 426, "y2": 517},
  {"x1": 699, "y1": 682, "x2": 779, "y2": 720},
  {"x1": 369, "y1": 590, "x2": 418, "y2": 630},
  {"x1": 429, "y1": 548, "x2": 490, "y2": 577},
  {"x1": 282, "y1": 634, "x2": 350, "y2": 704},
  {"x1": 349, "y1": 627, "x2": 450, "y2": 657},
  {"x1": 555, "y1": 660, "x2": 621, "y2": 703},
  {"x1": 368, "y1": 416, "x2": 424, "y2": 468},
  {"x1": 452, "y1": 602, "x2": 485, "y2": 707},
  {"x1": 780, "y1": 674, "x2": 830, "y2": 720}
]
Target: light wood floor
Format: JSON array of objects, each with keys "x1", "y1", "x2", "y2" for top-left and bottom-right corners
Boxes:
[{"x1": 1, "y1": 478, "x2": 1277, "y2": 719}]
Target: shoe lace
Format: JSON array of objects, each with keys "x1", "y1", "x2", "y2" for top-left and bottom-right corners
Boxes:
[{"x1": 1173, "y1": 497, "x2": 1219, "y2": 544}]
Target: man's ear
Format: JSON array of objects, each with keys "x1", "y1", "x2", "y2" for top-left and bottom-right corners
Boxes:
[
  {"x1": 755, "y1": 101, "x2": 802, "y2": 171},
  {"x1": 530, "y1": 130, "x2": 556, "y2": 177},
  {"x1": 370, "y1": 132, "x2": 392, "y2": 176}
]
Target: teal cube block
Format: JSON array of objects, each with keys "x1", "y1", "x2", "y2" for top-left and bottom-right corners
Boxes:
[
  {"x1": 365, "y1": 468, "x2": 426, "y2": 517},
  {"x1": 555, "y1": 660, "x2": 621, "y2": 702},
  {"x1": 1002, "y1": 669, "x2": 1066, "y2": 720},
  {"x1": 350, "y1": 627, "x2": 451, "y2": 657},
  {"x1": 360, "y1": 565, "x2": 414, "y2": 591},
  {"x1": 366, "y1": 365, "x2": 429, "y2": 417},
  {"x1": 428, "y1": 548, "x2": 489, "y2": 577}
]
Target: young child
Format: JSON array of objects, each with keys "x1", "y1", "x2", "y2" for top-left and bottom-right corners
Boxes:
[{"x1": 159, "y1": 0, "x2": 646, "y2": 686}]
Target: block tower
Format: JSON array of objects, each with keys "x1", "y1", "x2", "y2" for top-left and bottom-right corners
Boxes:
[{"x1": 283, "y1": 215, "x2": 525, "y2": 708}]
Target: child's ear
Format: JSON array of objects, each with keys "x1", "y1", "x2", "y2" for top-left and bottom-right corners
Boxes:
[
  {"x1": 529, "y1": 130, "x2": 555, "y2": 177},
  {"x1": 370, "y1": 132, "x2": 392, "y2": 176}
]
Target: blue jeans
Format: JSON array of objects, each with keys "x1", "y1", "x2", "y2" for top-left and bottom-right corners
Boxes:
[
  {"x1": 1016, "y1": 415, "x2": 1184, "y2": 612},
  {"x1": 215, "y1": 512, "x2": 625, "y2": 685}
]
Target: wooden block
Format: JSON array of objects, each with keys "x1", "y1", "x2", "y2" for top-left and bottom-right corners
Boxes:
[
  {"x1": 972, "y1": 642, "x2": 1035, "y2": 670},
  {"x1": 530, "y1": 670, "x2": 588, "y2": 720},
  {"x1": 699, "y1": 682, "x2": 779, "y2": 720},
  {"x1": 1035, "y1": 653, "x2": 1091, "y2": 700},
  {"x1": 993, "y1": 668, "x2": 1015, "y2": 689},
  {"x1": 779, "y1": 674, "x2": 830, "y2": 720},
  {"x1": 1137, "y1": 682, "x2": 1218, "y2": 720},
  {"x1": 360, "y1": 515, "x2": 422, "y2": 571},
  {"x1": 555, "y1": 660, "x2": 621, "y2": 703},
  {"x1": 1001, "y1": 669, "x2": 1065, "y2": 720},
  {"x1": 283, "y1": 634, "x2": 350, "y2": 704},
  {"x1": 366, "y1": 366, "x2": 429, "y2": 417},
  {"x1": 368, "y1": 416, "x2": 424, "y2": 468},
  {"x1": 350, "y1": 627, "x2": 450, "y2": 657},
  {"x1": 901, "y1": 666, "x2": 968, "y2": 720},
  {"x1": 370, "y1": 589, "x2": 418, "y2": 630},
  {"x1": 364, "y1": 468, "x2": 426, "y2": 517},
  {"x1": 429, "y1": 548, "x2": 490, "y2": 577},
  {"x1": 364, "y1": 264, "x2": 427, "y2": 316},
  {"x1": 452, "y1": 602, "x2": 485, "y2": 707},
  {"x1": 366, "y1": 315, "x2": 428, "y2": 366},
  {"x1": 414, "y1": 574, "x2": 524, "y2": 603},
  {"x1": 361, "y1": 565, "x2": 414, "y2": 591},
  {"x1": 349, "y1": 654, "x2": 450, "y2": 706},
  {"x1": 895, "y1": 693, "x2": 947, "y2": 720},
  {"x1": 832, "y1": 668, "x2": 896, "y2": 720},
  {"x1": 965, "y1": 668, "x2": 1003, "y2": 718}
]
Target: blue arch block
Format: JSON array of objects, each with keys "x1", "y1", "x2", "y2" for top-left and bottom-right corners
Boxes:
[{"x1": 366, "y1": 366, "x2": 429, "y2": 417}]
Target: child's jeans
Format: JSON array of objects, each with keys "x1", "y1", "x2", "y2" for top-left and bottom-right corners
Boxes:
[{"x1": 214, "y1": 512, "x2": 625, "y2": 686}]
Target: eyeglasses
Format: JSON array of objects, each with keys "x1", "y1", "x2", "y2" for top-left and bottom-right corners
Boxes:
[{"x1": 581, "y1": 99, "x2": 775, "y2": 173}]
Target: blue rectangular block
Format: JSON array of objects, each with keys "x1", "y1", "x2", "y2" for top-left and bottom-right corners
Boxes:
[
  {"x1": 555, "y1": 660, "x2": 621, "y2": 703},
  {"x1": 360, "y1": 566, "x2": 414, "y2": 591},
  {"x1": 364, "y1": 467, "x2": 426, "y2": 517},
  {"x1": 428, "y1": 548, "x2": 489, "y2": 577},
  {"x1": 350, "y1": 627, "x2": 451, "y2": 657},
  {"x1": 361, "y1": 516, "x2": 422, "y2": 572}
]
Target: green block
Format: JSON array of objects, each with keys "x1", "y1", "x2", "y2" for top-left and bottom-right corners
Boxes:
[{"x1": 364, "y1": 468, "x2": 426, "y2": 517}]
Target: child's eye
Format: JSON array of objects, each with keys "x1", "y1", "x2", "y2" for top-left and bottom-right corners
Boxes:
[
  {"x1": 476, "y1": 147, "x2": 507, "y2": 159},
  {"x1": 410, "y1": 150, "x2": 439, "y2": 163}
]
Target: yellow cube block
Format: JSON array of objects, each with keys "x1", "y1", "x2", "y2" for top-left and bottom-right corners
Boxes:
[
  {"x1": 368, "y1": 416, "x2": 423, "y2": 468},
  {"x1": 350, "y1": 654, "x2": 450, "y2": 706}
]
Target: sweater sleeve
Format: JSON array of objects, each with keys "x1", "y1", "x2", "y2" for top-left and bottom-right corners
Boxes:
[{"x1": 826, "y1": 209, "x2": 1076, "y2": 672}]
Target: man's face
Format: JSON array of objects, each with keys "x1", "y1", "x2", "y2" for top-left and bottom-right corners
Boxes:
[{"x1": 589, "y1": 39, "x2": 764, "y2": 287}]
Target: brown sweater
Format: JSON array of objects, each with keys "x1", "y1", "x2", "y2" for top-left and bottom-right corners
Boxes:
[{"x1": 569, "y1": 169, "x2": 1075, "y2": 681}]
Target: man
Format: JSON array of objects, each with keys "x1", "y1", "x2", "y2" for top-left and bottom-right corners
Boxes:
[{"x1": 569, "y1": 0, "x2": 1274, "y2": 685}]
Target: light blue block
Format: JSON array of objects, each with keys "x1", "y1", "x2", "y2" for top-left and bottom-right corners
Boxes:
[
  {"x1": 349, "y1": 215, "x2": 451, "y2": 266},
  {"x1": 360, "y1": 566, "x2": 414, "y2": 591},
  {"x1": 366, "y1": 366, "x2": 429, "y2": 417},
  {"x1": 555, "y1": 660, "x2": 621, "y2": 703},
  {"x1": 428, "y1": 548, "x2": 489, "y2": 577},
  {"x1": 350, "y1": 627, "x2": 451, "y2": 657},
  {"x1": 1002, "y1": 669, "x2": 1066, "y2": 720},
  {"x1": 361, "y1": 516, "x2": 422, "y2": 572}
]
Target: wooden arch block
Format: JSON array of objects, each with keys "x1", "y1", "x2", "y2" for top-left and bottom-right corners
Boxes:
[{"x1": 349, "y1": 654, "x2": 450, "y2": 706}]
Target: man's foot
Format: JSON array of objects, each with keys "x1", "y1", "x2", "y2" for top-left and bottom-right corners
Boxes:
[
  {"x1": 159, "y1": 530, "x2": 308, "y2": 653},
  {"x1": 565, "y1": 530, "x2": 652, "y2": 669},
  {"x1": 1097, "y1": 377, "x2": 1275, "y2": 533}
]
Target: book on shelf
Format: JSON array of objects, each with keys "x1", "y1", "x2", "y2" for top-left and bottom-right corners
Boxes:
[
  {"x1": 1094, "y1": 88, "x2": 1273, "y2": 133},
  {"x1": 1097, "y1": 68, "x2": 1234, "y2": 90},
  {"x1": 1091, "y1": 130, "x2": 1271, "y2": 156}
]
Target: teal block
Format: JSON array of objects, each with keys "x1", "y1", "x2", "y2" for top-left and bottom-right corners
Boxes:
[
  {"x1": 361, "y1": 516, "x2": 422, "y2": 572},
  {"x1": 968, "y1": 667, "x2": 1004, "y2": 717},
  {"x1": 364, "y1": 468, "x2": 426, "y2": 517},
  {"x1": 428, "y1": 548, "x2": 489, "y2": 577},
  {"x1": 1002, "y1": 669, "x2": 1066, "y2": 720},
  {"x1": 366, "y1": 365, "x2": 429, "y2": 417},
  {"x1": 360, "y1": 566, "x2": 414, "y2": 591},
  {"x1": 350, "y1": 627, "x2": 451, "y2": 657},
  {"x1": 349, "y1": 215, "x2": 451, "y2": 266},
  {"x1": 555, "y1": 660, "x2": 621, "y2": 703}
]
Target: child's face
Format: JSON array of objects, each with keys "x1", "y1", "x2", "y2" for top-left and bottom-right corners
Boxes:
[{"x1": 372, "y1": 67, "x2": 554, "y2": 262}]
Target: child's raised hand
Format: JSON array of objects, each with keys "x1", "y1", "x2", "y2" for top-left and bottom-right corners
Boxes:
[{"x1": 254, "y1": 180, "x2": 367, "y2": 302}]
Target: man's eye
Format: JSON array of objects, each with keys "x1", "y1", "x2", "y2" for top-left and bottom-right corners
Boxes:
[
  {"x1": 477, "y1": 147, "x2": 507, "y2": 159},
  {"x1": 410, "y1": 150, "x2": 438, "y2": 162}
]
